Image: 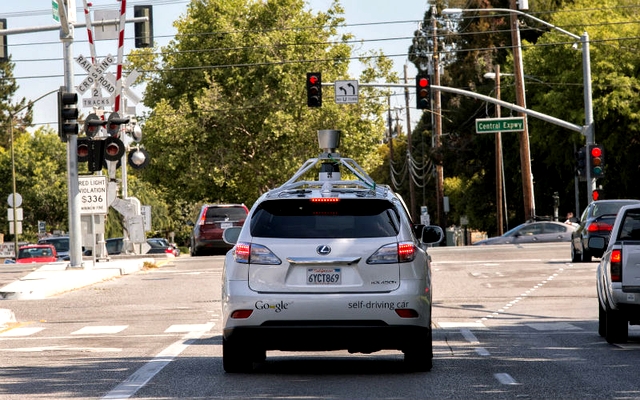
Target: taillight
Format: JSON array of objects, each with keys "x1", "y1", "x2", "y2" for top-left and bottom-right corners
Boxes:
[
  {"x1": 367, "y1": 241, "x2": 416, "y2": 264},
  {"x1": 587, "y1": 221, "x2": 613, "y2": 233},
  {"x1": 197, "y1": 211, "x2": 207, "y2": 226},
  {"x1": 310, "y1": 198, "x2": 340, "y2": 203},
  {"x1": 233, "y1": 242, "x2": 281, "y2": 265},
  {"x1": 611, "y1": 249, "x2": 622, "y2": 282},
  {"x1": 230, "y1": 310, "x2": 253, "y2": 319}
]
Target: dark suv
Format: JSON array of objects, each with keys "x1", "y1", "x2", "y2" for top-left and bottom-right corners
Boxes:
[
  {"x1": 37, "y1": 236, "x2": 70, "y2": 261},
  {"x1": 190, "y1": 204, "x2": 249, "y2": 256}
]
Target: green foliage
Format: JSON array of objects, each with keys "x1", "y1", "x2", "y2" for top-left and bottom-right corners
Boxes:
[{"x1": 129, "y1": 0, "x2": 393, "y2": 208}]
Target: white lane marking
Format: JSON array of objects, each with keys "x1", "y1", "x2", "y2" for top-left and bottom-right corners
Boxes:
[
  {"x1": 476, "y1": 347, "x2": 490, "y2": 356},
  {"x1": 4, "y1": 345, "x2": 121, "y2": 353},
  {"x1": 101, "y1": 322, "x2": 214, "y2": 400},
  {"x1": 494, "y1": 373, "x2": 518, "y2": 385},
  {"x1": 438, "y1": 322, "x2": 485, "y2": 329},
  {"x1": 527, "y1": 322, "x2": 582, "y2": 331},
  {"x1": 164, "y1": 324, "x2": 212, "y2": 333},
  {"x1": 460, "y1": 328, "x2": 480, "y2": 344},
  {"x1": 0, "y1": 327, "x2": 45, "y2": 337},
  {"x1": 72, "y1": 326, "x2": 128, "y2": 335}
]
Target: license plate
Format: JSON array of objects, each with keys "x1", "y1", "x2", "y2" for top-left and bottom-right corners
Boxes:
[
  {"x1": 220, "y1": 222, "x2": 233, "y2": 229},
  {"x1": 307, "y1": 268, "x2": 341, "y2": 285}
]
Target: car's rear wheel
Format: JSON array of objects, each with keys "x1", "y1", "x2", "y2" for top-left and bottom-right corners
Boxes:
[
  {"x1": 222, "y1": 338, "x2": 253, "y2": 373},
  {"x1": 598, "y1": 299, "x2": 606, "y2": 337},
  {"x1": 571, "y1": 243, "x2": 581, "y2": 263},
  {"x1": 403, "y1": 330, "x2": 433, "y2": 372},
  {"x1": 605, "y1": 303, "x2": 628, "y2": 344}
]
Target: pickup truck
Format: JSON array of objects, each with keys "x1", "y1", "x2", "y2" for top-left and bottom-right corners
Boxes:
[{"x1": 589, "y1": 204, "x2": 640, "y2": 343}]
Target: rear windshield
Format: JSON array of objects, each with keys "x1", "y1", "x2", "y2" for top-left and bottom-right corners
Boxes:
[
  {"x1": 592, "y1": 201, "x2": 639, "y2": 218},
  {"x1": 39, "y1": 238, "x2": 69, "y2": 252},
  {"x1": 204, "y1": 206, "x2": 247, "y2": 222},
  {"x1": 250, "y1": 199, "x2": 400, "y2": 239},
  {"x1": 618, "y1": 209, "x2": 640, "y2": 240}
]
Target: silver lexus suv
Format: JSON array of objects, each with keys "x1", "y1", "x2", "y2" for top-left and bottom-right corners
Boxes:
[{"x1": 221, "y1": 130, "x2": 443, "y2": 372}]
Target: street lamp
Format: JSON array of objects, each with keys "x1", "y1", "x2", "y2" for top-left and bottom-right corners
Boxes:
[{"x1": 442, "y1": 6, "x2": 594, "y2": 208}]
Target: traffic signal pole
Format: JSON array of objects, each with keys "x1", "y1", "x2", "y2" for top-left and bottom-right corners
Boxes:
[{"x1": 56, "y1": 0, "x2": 84, "y2": 269}]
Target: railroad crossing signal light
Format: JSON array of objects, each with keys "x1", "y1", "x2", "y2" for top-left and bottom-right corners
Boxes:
[
  {"x1": 128, "y1": 147, "x2": 150, "y2": 169},
  {"x1": 106, "y1": 112, "x2": 130, "y2": 137},
  {"x1": 306, "y1": 72, "x2": 322, "y2": 107},
  {"x1": 104, "y1": 136, "x2": 125, "y2": 162},
  {"x1": 416, "y1": 73, "x2": 431, "y2": 110},
  {"x1": 589, "y1": 144, "x2": 605, "y2": 178},
  {"x1": 77, "y1": 138, "x2": 105, "y2": 173},
  {"x1": 58, "y1": 89, "x2": 79, "y2": 141},
  {"x1": 84, "y1": 113, "x2": 107, "y2": 138},
  {"x1": 134, "y1": 5, "x2": 154, "y2": 48},
  {"x1": 575, "y1": 146, "x2": 586, "y2": 177}
]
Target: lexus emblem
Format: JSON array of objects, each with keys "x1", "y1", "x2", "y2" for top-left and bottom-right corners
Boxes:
[{"x1": 316, "y1": 245, "x2": 331, "y2": 255}]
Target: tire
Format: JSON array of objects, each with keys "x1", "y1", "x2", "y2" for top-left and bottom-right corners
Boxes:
[
  {"x1": 404, "y1": 330, "x2": 433, "y2": 372},
  {"x1": 581, "y1": 247, "x2": 592, "y2": 262},
  {"x1": 571, "y1": 243, "x2": 581, "y2": 263},
  {"x1": 222, "y1": 337, "x2": 253, "y2": 373},
  {"x1": 598, "y1": 300, "x2": 606, "y2": 337},
  {"x1": 605, "y1": 303, "x2": 628, "y2": 344}
]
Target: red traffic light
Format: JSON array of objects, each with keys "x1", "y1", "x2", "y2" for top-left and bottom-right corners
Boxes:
[
  {"x1": 418, "y1": 77, "x2": 430, "y2": 88},
  {"x1": 590, "y1": 146, "x2": 602, "y2": 158},
  {"x1": 416, "y1": 73, "x2": 431, "y2": 110},
  {"x1": 306, "y1": 72, "x2": 322, "y2": 107}
]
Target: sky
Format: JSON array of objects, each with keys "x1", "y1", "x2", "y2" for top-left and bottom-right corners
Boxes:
[{"x1": 2, "y1": 0, "x2": 432, "y2": 133}]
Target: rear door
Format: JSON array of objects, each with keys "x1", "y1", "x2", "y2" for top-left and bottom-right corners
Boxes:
[
  {"x1": 199, "y1": 205, "x2": 247, "y2": 240},
  {"x1": 620, "y1": 208, "x2": 640, "y2": 291}
]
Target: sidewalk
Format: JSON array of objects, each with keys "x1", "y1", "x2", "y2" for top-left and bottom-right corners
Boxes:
[{"x1": 0, "y1": 257, "x2": 156, "y2": 330}]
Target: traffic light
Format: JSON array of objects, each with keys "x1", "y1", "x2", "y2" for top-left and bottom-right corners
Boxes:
[
  {"x1": 576, "y1": 146, "x2": 586, "y2": 177},
  {"x1": 106, "y1": 112, "x2": 130, "y2": 137},
  {"x1": 416, "y1": 73, "x2": 431, "y2": 109},
  {"x1": 58, "y1": 89, "x2": 79, "y2": 141},
  {"x1": 589, "y1": 144, "x2": 605, "y2": 178},
  {"x1": 306, "y1": 72, "x2": 322, "y2": 107},
  {"x1": 77, "y1": 138, "x2": 105, "y2": 173},
  {"x1": 84, "y1": 113, "x2": 107, "y2": 138},
  {"x1": 134, "y1": 5, "x2": 153, "y2": 48},
  {"x1": 0, "y1": 19, "x2": 8, "y2": 63},
  {"x1": 593, "y1": 188, "x2": 604, "y2": 201}
]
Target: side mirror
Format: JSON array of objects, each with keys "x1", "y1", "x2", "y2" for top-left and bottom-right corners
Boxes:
[
  {"x1": 421, "y1": 225, "x2": 444, "y2": 245},
  {"x1": 187, "y1": 221, "x2": 195, "y2": 227},
  {"x1": 588, "y1": 236, "x2": 606, "y2": 251},
  {"x1": 222, "y1": 226, "x2": 242, "y2": 245}
]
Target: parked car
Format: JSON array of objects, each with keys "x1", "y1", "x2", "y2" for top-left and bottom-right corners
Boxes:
[
  {"x1": 105, "y1": 237, "x2": 124, "y2": 255},
  {"x1": 15, "y1": 244, "x2": 58, "y2": 264},
  {"x1": 571, "y1": 199, "x2": 640, "y2": 262},
  {"x1": 190, "y1": 204, "x2": 249, "y2": 256},
  {"x1": 590, "y1": 204, "x2": 640, "y2": 343},
  {"x1": 37, "y1": 236, "x2": 70, "y2": 261},
  {"x1": 220, "y1": 129, "x2": 444, "y2": 373},
  {"x1": 473, "y1": 220, "x2": 576, "y2": 245},
  {"x1": 146, "y1": 238, "x2": 180, "y2": 257}
]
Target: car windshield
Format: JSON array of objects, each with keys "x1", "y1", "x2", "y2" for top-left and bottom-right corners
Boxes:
[
  {"x1": 41, "y1": 238, "x2": 69, "y2": 252},
  {"x1": 591, "y1": 201, "x2": 639, "y2": 218},
  {"x1": 250, "y1": 199, "x2": 400, "y2": 239}
]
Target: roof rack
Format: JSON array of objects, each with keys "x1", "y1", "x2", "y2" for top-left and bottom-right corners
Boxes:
[{"x1": 266, "y1": 130, "x2": 386, "y2": 199}]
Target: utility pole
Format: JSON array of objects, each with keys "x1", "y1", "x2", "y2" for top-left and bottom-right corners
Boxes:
[
  {"x1": 433, "y1": 12, "x2": 445, "y2": 231},
  {"x1": 494, "y1": 65, "x2": 504, "y2": 235},
  {"x1": 509, "y1": 0, "x2": 536, "y2": 221}
]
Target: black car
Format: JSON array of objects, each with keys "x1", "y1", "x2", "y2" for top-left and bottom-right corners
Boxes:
[
  {"x1": 571, "y1": 199, "x2": 640, "y2": 262},
  {"x1": 190, "y1": 204, "x2": 249, "y2": 256},
  {"x1": 37, "y1": 236, "x2": 70, "y2": 261}
]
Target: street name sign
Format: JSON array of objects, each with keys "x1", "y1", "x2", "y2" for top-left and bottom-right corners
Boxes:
[
  {"x1": 475, "y1": 117, "x2": 525, "y2": 133},
  {"x1": 334, "y1": 80, "x2": 358, "y2": 104}
]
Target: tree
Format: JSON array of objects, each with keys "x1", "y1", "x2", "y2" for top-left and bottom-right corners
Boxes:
[{"x1": 128, "y1": 0, "x2": 396, "y2": 208}]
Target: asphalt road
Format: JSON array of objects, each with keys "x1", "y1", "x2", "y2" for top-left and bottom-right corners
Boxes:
[{"x1": 0, "y1": 243, "x2": 638, "y2": 399}]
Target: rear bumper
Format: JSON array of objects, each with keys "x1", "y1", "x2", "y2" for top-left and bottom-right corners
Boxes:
[{"x1": 223, "y1": 323, "x2": 431, "y2": 352}]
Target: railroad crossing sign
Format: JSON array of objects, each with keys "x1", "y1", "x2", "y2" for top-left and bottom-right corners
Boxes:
[
  {"x1": 475, "y1": 117, "x2": 525, "y2": 134},
  {"x1": 76, "y1": 53, "x2": 116, "y2": 96},
  {"x1": 334, "y1": 80, "x2": 359, "y2": 104}
]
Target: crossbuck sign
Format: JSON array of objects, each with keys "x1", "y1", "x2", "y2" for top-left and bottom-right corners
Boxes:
[{"x1": 76, "y1": 54, "x2": 116, "y2": 96}]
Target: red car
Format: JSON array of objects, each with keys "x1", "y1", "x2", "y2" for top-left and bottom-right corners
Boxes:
[
  {"x1": 190, "y1": 204, "x2": 249, "y2": 256},
  {"x1": 16, "y1": 244, "x2": 59, "y2": 264}
]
